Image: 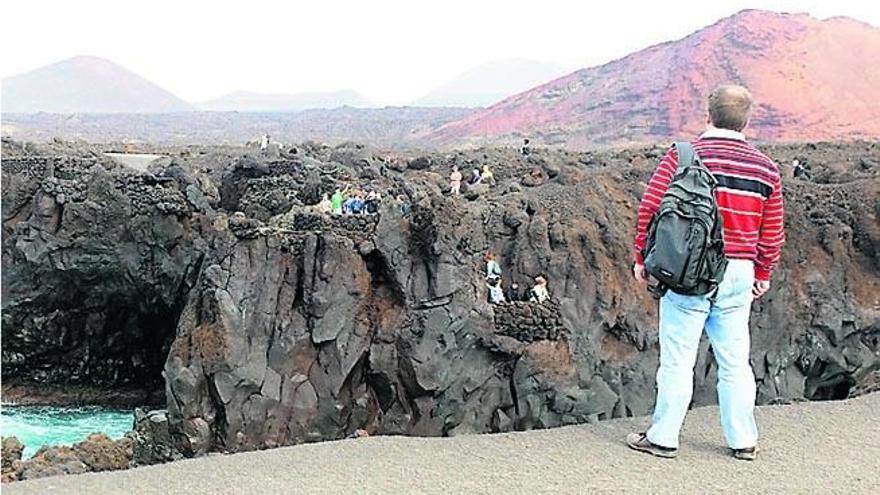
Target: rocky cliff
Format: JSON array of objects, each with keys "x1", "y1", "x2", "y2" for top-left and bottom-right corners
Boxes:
[{"x1": 2, "y1": 137, "x2": 878, "y2": 457}]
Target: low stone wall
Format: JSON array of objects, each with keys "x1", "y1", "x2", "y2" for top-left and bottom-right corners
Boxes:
[{"x1": 493, "y1": 301, "x2": 565, "y2": 342}]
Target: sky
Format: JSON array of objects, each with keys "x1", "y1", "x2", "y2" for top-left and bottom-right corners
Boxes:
[{"x1": 2, "y1": 0, "x2": 878, "y2": 105}]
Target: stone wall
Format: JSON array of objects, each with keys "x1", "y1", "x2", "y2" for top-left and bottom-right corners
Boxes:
[{"x1": 493, "y1": 301, "x2": 565, "y2": 342}]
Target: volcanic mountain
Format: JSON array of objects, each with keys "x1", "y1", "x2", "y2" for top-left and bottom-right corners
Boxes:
[
  {"x1": 2, "y1": 56, "x2": 193, "y2": 114},
  {"x1": 412, "y1": 59, "x2": 568, "y2": 108},
  {"x1": 431, "y1": 10, "x2": 880, "y2": 147}
]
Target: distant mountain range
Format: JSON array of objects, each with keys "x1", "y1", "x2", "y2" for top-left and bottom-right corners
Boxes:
[
  {"x1": 411, "y1": 59, "x2": 568, "y2": 108},
  {"x1": 2, "y1": 56, "x2": 567, "y2": 114},
  {"x1": 431, "y1": 10, "x2": 880, "y2": 146},
  {"x1": 3, "y1": 10, "x2": 879, "y2": 146},
  {"x1": 1, "y1": 56, "x2": 193, "y2": 114},
  {"x1": 195, "y1": 90, "x2": 373, "y2": 112}
]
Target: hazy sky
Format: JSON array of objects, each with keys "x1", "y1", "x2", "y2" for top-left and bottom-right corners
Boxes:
[{"x1": 2, "y1": 1, "x2": 878, "y2": 105}]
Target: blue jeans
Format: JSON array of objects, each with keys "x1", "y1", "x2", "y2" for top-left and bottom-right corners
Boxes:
[{"x1": 646, "y1": 259, "x2": 758, "y2": 449}]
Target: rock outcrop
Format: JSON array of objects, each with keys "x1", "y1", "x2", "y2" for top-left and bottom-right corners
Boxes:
[
  {"x1": 1, "y1": 437, "x2": 24, "y2": 482},
  {"x1": 0, "y1": 433, "x2": 134, "y2": 482},
  {"x1": 1, "y1": 139, "x2": 204, "y2": 405},
  {"x1": 0, "y1": 410, "x2": 180, "y2": 483},
  {"x1": 130, "y1": 409, "x2": 183, "y2": 466},
  {"x1": 3, "y1": 137, "x2": 878, "y2": 462}
]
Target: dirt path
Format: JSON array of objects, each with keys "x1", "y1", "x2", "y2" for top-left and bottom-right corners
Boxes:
[
  {"x1": 104, "y1": 153, "x2": 163, "y2": 172},
  {"x1": 7, "y1": 394, "x2": 879, "y2": 494}
]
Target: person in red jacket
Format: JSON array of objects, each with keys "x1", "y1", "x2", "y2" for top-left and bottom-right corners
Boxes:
[{"x1": 627, "y1": 85, "x2": 785, "y2": 461}]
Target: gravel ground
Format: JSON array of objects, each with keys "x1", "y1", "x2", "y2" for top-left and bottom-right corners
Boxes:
[
  {"x1": 7, "y1": 393, "x2": 879, "y2": 495},
  {"x1": 104, "y1": 153, "x2": 163, "y2": 171}
]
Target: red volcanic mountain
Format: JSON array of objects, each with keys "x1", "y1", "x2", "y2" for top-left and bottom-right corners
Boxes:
[{"x1": 432, "y1": 10, "x2": 880, "y2": 147}]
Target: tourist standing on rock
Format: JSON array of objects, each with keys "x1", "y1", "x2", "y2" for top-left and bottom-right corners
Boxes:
[
  {"x1": 343, "y1": 195, "x2": 355, "y2": 215},
  {"x1": 485, "y1": 252, "x2": 502, "y2": 281},
  {"x1": 450, "y1": 166, "x2": 463, "y2": 195},
  {"x1": 792, "y1": 159, "x2": 811, "y2": 180},
  {"x1": 481, "y1": 165, "x2": 495, "y2": 185},
  {"x1": 628, "y1": 85, "x2": 785, "y2": 461},
  {"x1": 505, "y1": 281, "x2": 523, "y2": 302},
  {"x1": 349, "y1": 194, "x2": 365, "y2": 215},
  {"x1": 469, "y1": 168, "x2": 483, "y2": 185},
  {"x1": 521, "y1": 138, "x2": 531, "y2": 156},
  {"x1": 487, "y1": 277, "x2": 506, "y2": 304},
  {"x1": 529, "y1": 276, "x2": 549, "y2": 303},
  {"x1": 260, "y1": 134, "x2": 270, "y2": 156},
  {"x1": 318, "y1": 194, "x2": 333, "y2": 215},
  {"x1": 331, "y1": 187, "x2": 347, "y2": 215},
  {"x1": 365, "y1": 190, "x2": 381, "y2": 215}
]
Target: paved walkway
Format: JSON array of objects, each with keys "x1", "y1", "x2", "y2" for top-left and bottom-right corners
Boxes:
[{"x1": 7, "y1": 393, "x2": 879, "y2": 494}]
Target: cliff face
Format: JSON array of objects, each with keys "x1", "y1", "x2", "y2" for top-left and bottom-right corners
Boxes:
[
  {"x1": 1, "y1": 142, "x2": 204, "y2": 405},
  {"x1": 2, "y1": 138, "x2": 878, "y2": 455}
]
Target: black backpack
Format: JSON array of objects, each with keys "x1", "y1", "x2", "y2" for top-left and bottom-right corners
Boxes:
[{"x1": 642, "y1": 142, "x2": 727, "y2": 298}]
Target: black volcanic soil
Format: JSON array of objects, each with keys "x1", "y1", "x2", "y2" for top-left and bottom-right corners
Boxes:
[{"x1": 2, "y1": 137, "x2": 878, "y2": 457}]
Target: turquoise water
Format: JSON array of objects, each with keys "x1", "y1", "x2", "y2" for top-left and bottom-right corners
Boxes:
[{"x1": 0, "y1": 405, "x2": 134, "y2": 458}]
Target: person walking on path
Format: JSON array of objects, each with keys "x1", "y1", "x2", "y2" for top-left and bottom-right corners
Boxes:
[
  {"x1": 628, "y1": 85, "x2": 785, "y2": 461},
  {"x1": 450, "y1": 166, "x2": 463, "y2": 195}
]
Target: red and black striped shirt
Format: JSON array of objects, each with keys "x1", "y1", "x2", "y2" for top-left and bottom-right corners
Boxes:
[{"x1": 633, "y1": 129, "x2": 785, "y2": 281}]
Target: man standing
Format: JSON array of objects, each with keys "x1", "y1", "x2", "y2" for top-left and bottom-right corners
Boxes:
[
  {"x1": 627, "y1": 85, "x2": 785, "y2": 461},
  {"x1": 450, "y1": 166, "x2": 463, "y2": 195},
  {"x1": 331, "y1": 187, "x2": 346, "y2": 215}
]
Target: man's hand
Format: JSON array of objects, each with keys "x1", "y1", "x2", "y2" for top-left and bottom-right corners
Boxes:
[
  {"x1": 752, "y1": 280, "x2": 770, "y2": 298},
  {"x1": 633, "y1": 263, "x2": 648, "y2": 284}
]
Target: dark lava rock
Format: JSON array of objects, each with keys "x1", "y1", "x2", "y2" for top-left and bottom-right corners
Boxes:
[
  {"x1": 2, "y1": 148, "x2": 202, "y2": 398},
  {"x1": 131, "y1": 409, "x2": 183, "y2": 466},
  {"x1": 2, "y1": 138, "x2": 878, "y2": 463},
  {"x1": 408, "y1": 156, "x2": 432, "y2": 170}
]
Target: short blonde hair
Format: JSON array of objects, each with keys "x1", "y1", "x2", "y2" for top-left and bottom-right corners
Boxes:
[{"x1": 708, "y1": 85, "x2": 753, "y2": 132}]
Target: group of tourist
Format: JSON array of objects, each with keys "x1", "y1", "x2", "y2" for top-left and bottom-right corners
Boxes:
[
  {"x1": 318, "y1": 186, "x2": 382, "y2": 216},
  {"x1": 450, "y1": 165, "x2": 495, "y2": 194},
  {"x1": 484, "y1": 252, "x2": 550, "y2": 305}
]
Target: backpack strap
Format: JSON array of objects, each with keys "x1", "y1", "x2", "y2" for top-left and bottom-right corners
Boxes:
[{"x1": 673, "y1": 141, "x2": 695, "y2": 170}]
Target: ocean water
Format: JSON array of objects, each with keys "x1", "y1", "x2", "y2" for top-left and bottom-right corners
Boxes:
[{"x1": 0, "y1": 405, "x2": 134, "y2": 458}]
